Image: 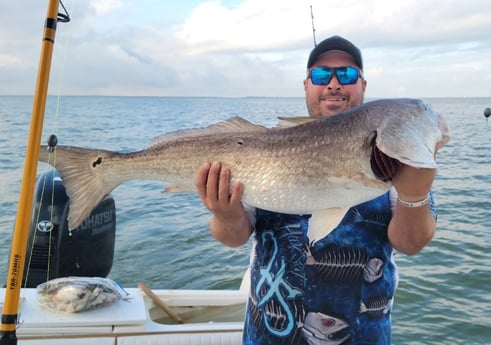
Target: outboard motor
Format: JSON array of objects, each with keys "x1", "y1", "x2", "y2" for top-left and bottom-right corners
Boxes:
[{"x1": 23, "y1": 170, "x2": 116, "y2": 288}]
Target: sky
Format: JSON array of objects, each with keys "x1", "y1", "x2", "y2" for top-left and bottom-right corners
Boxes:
[{"x1": 1, "y1": 0, "x2": 491, "y2": 98}]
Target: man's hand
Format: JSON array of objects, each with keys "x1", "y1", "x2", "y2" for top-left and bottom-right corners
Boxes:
[
  {"x1": 195, "y1": 162, "x2": 252, "y2": 247},
  {"x1": 391, "y1": 142, "x2": 442, "y2": 202},
  {"x1": 391, "y1": 165, "x2": 436, "y2": 203}
]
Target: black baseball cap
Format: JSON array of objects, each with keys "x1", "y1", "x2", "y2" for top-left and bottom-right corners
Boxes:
[{"x1": 307, "y1": 35, "x2": 363, "y2": 71}]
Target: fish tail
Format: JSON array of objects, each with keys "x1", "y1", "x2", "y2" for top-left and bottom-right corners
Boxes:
[{"x1": 39, "y1": 145, "x2": 122, "y2": 230}]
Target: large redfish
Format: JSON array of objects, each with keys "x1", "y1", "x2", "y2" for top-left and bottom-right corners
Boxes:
[{"x1": 39, "y1": 98, "x2": 450, "y2": 237}]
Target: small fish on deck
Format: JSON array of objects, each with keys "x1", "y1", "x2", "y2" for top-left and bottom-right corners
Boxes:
[{"x1": 37, "y1": 277, "x2": 128, "y2": 313}]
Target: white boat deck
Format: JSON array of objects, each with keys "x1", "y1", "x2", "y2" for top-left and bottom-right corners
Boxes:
[{"x1": 1, "y1": 288, "x2": 248, "y2": 345}]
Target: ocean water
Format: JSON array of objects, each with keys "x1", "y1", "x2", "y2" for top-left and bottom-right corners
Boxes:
[{"x1": 0, "y1": 96, "x2": 490, "y2": 344}]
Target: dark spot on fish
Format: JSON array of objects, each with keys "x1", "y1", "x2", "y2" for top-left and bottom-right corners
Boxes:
[
  {"x1": 236, "y1": 140, "x2": 244, "y2": 145},
  {"x1": 92, "y1": 157, "x2": 103, "y2": 168},
  {"x1": 370, "y1": 135, "x2": 401, "y2": 181}
]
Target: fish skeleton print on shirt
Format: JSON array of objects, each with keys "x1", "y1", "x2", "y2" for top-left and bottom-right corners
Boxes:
[{"x1": 243, "y1": 191, "x2": 437, "y2": 345}]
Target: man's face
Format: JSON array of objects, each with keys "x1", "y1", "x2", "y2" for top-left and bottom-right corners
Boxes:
[{"x1": 304, "y1": 51, "x2": 367, "y2": 117}]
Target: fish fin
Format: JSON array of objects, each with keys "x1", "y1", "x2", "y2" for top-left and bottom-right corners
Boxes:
[
  {"x1": 148, "y1": 117, "x2": 267, "y2": 148},
  {"x1": 163, "y1": 184, "x2": 187, "y2": 193},
  {"x1": 276, "y1": 116, "x2": 317, "y2": 128},
  {"x1": 207, "y1": 116, "x2": 268, "y2": 133},
  {"x1": 39, "y1": 145, "x2": 122, "y2": 230},
  {"x1": 308, "y1": 207, "x2": 349, "y2": 243}
]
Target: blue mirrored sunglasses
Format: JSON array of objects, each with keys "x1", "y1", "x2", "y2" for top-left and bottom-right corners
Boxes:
[{"x1": 309, "y1": 66, "x2": 362, "y2": 85}]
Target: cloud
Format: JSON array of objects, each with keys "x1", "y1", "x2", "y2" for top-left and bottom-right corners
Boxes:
[
  {"x1": 175, "y1": 0, "x2": 310, "y2": 52},
  {"x1": 90, "y1": 0, "x2": 124, "y2": 16},
  {"x1": 1, "y1": 0, "x2": 490, "y2": 97}
]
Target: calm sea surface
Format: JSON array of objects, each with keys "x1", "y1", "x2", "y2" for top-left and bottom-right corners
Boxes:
[{"x1": 0, "y1": 96, "x2": 490, "y2": 344}]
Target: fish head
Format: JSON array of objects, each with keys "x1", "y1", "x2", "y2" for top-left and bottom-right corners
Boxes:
[{"x1": 374, "y1": 99, "x2": 450, "y2": 169}]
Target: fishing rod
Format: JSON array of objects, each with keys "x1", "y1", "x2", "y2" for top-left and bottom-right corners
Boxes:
[
  {"x1": 0, "y1": 1, "x2": 69, "y2": 344},
  {"x1": 310, "y1": 5, "x2": 317, "y2": 46}
]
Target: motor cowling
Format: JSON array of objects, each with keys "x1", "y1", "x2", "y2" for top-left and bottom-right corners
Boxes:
[{"x1": 23, "y1": 170, "x2": 116, "y2": 288}]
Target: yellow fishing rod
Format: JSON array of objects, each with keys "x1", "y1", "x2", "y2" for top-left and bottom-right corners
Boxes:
[{"x1": 0, "y1": 1, "x2": 69, "y2": 343}]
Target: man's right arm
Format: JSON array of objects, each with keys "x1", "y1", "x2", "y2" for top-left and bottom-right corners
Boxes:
[{"x1": 195, "y1": 162, "x2": 253, "y2": 247}]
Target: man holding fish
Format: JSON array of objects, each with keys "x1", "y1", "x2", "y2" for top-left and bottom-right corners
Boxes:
[
  {"x1": 196, "y1": 36, "x2": 442, "y2": 344},
  {"x1": 39, "y1": 34, "x2": 449, "y2": 345}
]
